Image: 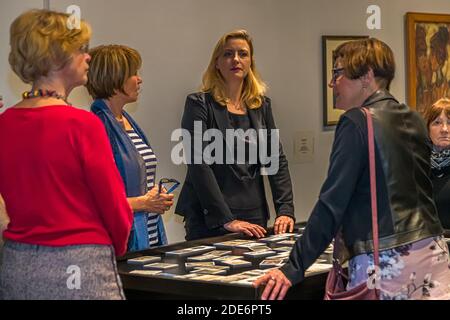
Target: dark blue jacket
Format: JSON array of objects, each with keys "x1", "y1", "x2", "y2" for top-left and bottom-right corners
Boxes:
[{"x1": 91, "y1": 99, "x2": 167, "y2": 251}]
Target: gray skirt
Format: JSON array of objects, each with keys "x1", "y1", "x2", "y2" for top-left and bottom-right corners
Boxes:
[{"x1": 0, "y1": 241, "x2": 125, "y2": 300}]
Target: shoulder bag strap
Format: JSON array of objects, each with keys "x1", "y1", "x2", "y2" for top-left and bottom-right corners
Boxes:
[
  {"x1": 362, "y1": 107, "x2": 379, "y2": 268},
  {"x1": 331, "y1": 108, "x2": 379, "y2": 272}
]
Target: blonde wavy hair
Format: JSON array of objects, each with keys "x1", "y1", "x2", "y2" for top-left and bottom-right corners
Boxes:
[
  {"x1": 9, "y1": 9, "x2": 91, "y2": 84},
  {"x1": 201, "y1": 30, "x2": 267, "y2": 109}
]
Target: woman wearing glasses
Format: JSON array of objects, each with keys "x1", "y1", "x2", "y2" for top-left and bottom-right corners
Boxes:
[
  {"x1": 87, "y1": 45, "x2": 174, "y2": 251},
  {"x1": 255, "y1": 38, "x2": 450, "y2": 300},
  {"x1": 424, "y1": 98, "x2": 450, "y2": 230},
  {"x1": 175, "y1": 30, "x2": 296, "y2": 240},
  {"x1": 0, "y1": 10, "x2": 133, "y2": 299}
]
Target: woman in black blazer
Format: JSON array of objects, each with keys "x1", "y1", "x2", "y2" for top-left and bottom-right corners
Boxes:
[{"x1": 175, "y1": 30, "x2": 295, "y2": 240}]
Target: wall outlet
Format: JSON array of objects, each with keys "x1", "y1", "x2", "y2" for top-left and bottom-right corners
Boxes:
[{"x1": 293, "y1": 131, "x2": 314, "y2": 163}]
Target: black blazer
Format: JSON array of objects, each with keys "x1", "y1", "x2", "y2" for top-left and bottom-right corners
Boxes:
[{"x1": 175, "y1": 92, "x2": 295, "y2": 236}]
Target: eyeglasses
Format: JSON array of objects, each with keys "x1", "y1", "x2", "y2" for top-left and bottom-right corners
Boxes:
[
  {"x1": 158, "y1": 178, "x2": 180, "y2": 194},
  {"x1": 431, "y1": 119, "x2": 450, "y2": 128},
  {"x1": 331, "y1": 67, "x2": 345, "y2": 83}
]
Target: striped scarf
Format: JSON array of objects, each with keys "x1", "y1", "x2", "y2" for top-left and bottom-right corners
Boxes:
[{"x1": 431, "y1": 148, "x2": 450, "y2": 171}]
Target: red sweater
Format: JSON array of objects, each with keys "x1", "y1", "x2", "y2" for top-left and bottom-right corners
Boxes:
[{"x1": 0, "y1": 105, "x2": 133, "y2": 256}]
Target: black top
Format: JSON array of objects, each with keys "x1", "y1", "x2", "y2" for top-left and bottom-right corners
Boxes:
[
  {"x1": 431, "y1": 166, "x2": 450, "y2": 229},
  {"x1": 228, "y1": 111, "x2": 250, "y2": 129},
  {"x1": 227, "y1": 112, "x2": 259, "y2": 178},
  {"x1": 227, "y1": 112, "x2": 268, "y2": 224}
]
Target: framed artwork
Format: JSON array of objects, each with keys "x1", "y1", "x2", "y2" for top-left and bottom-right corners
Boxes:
[
  {"x1": 322, "y1": 35, "x2": 368, "y2": 127},
  {"x1": 406, "y1": 12, "x2": 450, "y2": 113}
]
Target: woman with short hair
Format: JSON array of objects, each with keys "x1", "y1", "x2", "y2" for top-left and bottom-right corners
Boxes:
[
  {"x1": 86, "y1": 45, "x2": 174, "y2": 251},
  {"x1": 0, "y1": 10, "x2": 133, "y2": 299},
  {"x1": 255, "y1": 38, "x2": 450, "y2": 300},
  {"x1": 423, "y1": 98, "x2": 450, "y2": 229}
]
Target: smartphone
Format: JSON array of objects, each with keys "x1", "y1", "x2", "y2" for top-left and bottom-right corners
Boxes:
[
  {"x1": 158, "y1": 178, "x2": 180, "y2": 194},
  {"x1": 165, "y1": 183, "x2": 179, "y2": 194}
]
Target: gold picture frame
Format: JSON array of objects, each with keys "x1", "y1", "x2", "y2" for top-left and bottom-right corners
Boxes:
[
  {"x1": 322, "y1": 35, "x2": 368, "y2": 127},
  {"x1": 406, "y1": 12, "x2": 450, "y2": 112}
]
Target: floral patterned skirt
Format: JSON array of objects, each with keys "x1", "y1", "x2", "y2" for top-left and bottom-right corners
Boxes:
[{"x1": 347, "y1": 236, "x2": 450, "y2": 300}]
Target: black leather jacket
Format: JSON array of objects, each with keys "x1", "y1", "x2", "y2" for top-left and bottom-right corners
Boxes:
[{"x1": 281, "y1": 90, "x2": 442, "y2": 285}]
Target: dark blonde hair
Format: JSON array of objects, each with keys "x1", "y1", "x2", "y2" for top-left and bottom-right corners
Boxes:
[
  {"x1": 202, "y1": 29, "x2": 267, "y2": 109},
  {"x1": 333, "y1": 38, "x2": 395, "y2": 90},
  {"x1": 9, "y1": 9, "x2": 91, "y2": 84},
  {"x1": 86, "y1": 45, "x2": 142, "y2": 99},
  {"x1": 423, "y1": 98, "x2": 450, "y2": 130}
]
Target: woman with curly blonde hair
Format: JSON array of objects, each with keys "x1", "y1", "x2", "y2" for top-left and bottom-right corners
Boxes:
[{"x1": 0, "y1": 10, "x2": 133, "y2": 299}]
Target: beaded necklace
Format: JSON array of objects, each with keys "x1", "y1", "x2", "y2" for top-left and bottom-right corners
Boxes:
[{"x1": 22, "y1": 89, "x2": 71, "y2": 105}]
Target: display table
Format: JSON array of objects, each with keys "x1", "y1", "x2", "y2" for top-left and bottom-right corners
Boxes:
[{"x1": 117, "y1": 226, "x2": 330, "y2": 300}]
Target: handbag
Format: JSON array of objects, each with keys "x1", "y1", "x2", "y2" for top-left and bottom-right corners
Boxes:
[{"x1": 324, "y1": 107, "x2": 380, "y2": 300}]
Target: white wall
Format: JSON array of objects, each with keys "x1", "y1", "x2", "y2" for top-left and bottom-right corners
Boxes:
[
  {"x1": 0, "y1": 0, "x2": 44, "y2": 107},
  {"x1": 2, "y1": 0, "x2": 450, "y2": 243}
]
